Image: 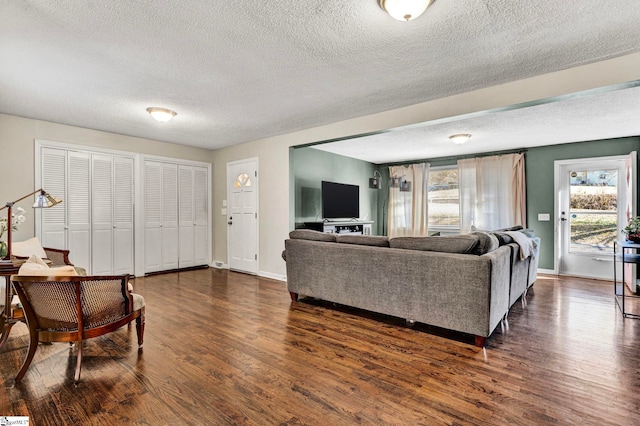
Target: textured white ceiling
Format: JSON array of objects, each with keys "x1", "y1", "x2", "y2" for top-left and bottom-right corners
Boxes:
[
  {"x1": 1, "y1": 1, "x2": 640, "y2": 155},
  {"x1": 314, "y1": 84, "x2": 640, "y2": 163}
]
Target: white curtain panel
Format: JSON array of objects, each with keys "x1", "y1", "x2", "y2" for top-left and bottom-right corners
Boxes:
[
  {"x1": 387, "y1": 163, "x2": 430, "y2": 238},
  {"x1": 459, "y1": 153, "x2": 526, "y2": 233}
]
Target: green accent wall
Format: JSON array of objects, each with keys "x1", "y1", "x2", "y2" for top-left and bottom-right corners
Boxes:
[
  {"x1": 293, "y1": 137, "x2": 640, "y2": 270},
  {"x1": 292, "y1": 147, "x2": 379, "y2": 231},
  {"x1": 526, "y1": 137, "x2": 640, "y2": 270}
]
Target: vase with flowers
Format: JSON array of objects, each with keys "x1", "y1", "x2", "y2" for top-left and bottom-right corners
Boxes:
[
  {"x1": 0, "y1": 206, "x2": 26, "y2": 258},
  {"x1": 622, "y1": 216, "x2": 640, "y2": 244}
]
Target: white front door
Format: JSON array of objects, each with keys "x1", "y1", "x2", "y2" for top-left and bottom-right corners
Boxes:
[
  {"x1": 556, "y1": 155, "x2": 634, "y2": 280},
  {"x1": 227, "y1": 158, "x2": 258, "y2": 274}
]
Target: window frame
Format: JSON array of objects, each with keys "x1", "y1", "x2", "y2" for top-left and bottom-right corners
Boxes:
[{"x1": 427, "y1": 165, "x2": 461, "y2": 235}]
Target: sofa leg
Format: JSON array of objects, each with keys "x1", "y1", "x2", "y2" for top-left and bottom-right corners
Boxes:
[
  {"x1": 289, "y1": 292, "x2": 298, "y2": 301},
  {"x1": 500, "y1": 315, "x2": 509, "y2": 333},
  {"x1": 474, "y1": 336, "x2": 487, "y2": 347}
]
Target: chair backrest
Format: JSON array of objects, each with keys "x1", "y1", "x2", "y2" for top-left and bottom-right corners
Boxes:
[{"x1": 11, "y1": 275, "x2": 132, "y2": 333}]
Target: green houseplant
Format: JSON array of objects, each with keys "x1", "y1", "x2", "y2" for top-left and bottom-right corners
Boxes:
[{"x1": 622, "y1": 216, "x2": 640, "y2": 243}]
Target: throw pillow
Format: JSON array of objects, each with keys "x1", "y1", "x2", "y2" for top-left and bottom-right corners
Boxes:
[
  {"x1": 389, "y1": 235, "x2": 478, "y2": 254},
  {"x1": 18, "y1": 255, "x2": 78, "y2": 276},
  {"x1": 289, "y1": 229, "x2": 337, "y2": 242},
  {"x1": 470, "y1": 231, "x2": 499, "y2": 255},
  {"x1": 492, "y1": 232, "x2": 514, "y2": 246},
  {"x1": 519, "y1": 228, "x2": 536, "y2": 238},
  {"x1": 493, "y1": 225, "x2": 524, "y2": 232},
  {"x1": 12, "y1": 237, "x2": 48, "y2": 259},
  {"x1": 336, "y1": 235, "x2": 389, "y2": 247}
]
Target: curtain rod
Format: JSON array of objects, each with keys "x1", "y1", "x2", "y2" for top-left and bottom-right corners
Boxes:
[{"x1": 381, "y1": 148, "x2": 528, "y2": 167}]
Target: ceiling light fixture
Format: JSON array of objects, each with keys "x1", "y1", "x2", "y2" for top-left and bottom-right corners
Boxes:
[
  {"x1": 449, "y1": 134, "x2": 472, "y2": 145},
  {"x1": 146, "y1": 107, "x2": 177, "y2": 122},
  {"x1": 378, "y1": 0, "x2": 434, "y2": 21}
]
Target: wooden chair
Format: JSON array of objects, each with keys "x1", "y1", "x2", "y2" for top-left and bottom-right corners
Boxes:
[
  {"x1": 11, "y1": 274, "x2": 145, "y2": 383},
  {"x1": 42, "y1": 247, "x2": 73, "y2": 267},
  {"x1": 12, "y1": 237, "x2": 88, "y2": 275}
]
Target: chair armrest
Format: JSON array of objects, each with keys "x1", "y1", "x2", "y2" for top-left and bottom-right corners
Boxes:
[{"x1": 43, "y1": 247, "x2": 73, "y2": 266}]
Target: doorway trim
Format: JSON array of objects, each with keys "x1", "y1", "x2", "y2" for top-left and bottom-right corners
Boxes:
[
  {"x1": 553, "y1": 154, "x2": 631, "y2": 278},
  {"x1": 226, "y1": 157, "x2": 259, "y2": 274}
]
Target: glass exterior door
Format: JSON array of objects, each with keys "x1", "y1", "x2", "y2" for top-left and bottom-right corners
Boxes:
[{"x1": 559, "y1": 159, "x2": 625, "y2": 279}]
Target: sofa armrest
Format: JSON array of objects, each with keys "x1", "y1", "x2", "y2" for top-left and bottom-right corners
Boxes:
[{"x1": 43, "y1": 247, "x2": 73, "y2": 266}]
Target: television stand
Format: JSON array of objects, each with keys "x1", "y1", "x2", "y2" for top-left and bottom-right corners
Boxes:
[{"x1": 303, "y1": 220, "x2": 373, "y2": 235}]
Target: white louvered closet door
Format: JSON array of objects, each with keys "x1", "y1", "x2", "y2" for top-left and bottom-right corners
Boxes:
[
  {"x1": 179, "y1": 165, "x2": 195, "y2": 268},
  {"x1": 40, "y1": 148, "x2": 67, "y2": 249},
  {"x1": 113, "y1": 156, "x2": 134, "y2": 274},
  {"x1": 91, "y1": 154, "x2": 114, "y2": 275},
  {"x1": 66, "y1": 151, "x2": 91, "y2": 269},
  {"x1": 193, "y1": 166, "x2": 209, "y2": 265},
  {"x1": 38, "y1": 143, "x2": 135, "y2": 275},
  {"x1": 161, "y1": 163, "x2": 179, "y2": 270},
  {"x1": 144, "y1": 161, "x2": 162, "y2": 272}
]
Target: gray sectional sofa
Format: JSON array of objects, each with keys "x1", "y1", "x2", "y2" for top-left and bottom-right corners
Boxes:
[{"x1": 283, "y1": 229, "x2": 538, "y2": 347}]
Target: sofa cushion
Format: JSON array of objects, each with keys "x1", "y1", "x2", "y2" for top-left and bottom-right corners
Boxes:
[
  {"x1": 470, "y1": 231, "x2": 499, "y2": 255},
  {"x1": 289, "y1": 229, "x2": 336, "y2": 242},
  {"x1": 336, "y1": 235, "x2": 389, "y2": 247},
  {"x1": 389, "y1": 235, "x2": 478, "y2": 254}
]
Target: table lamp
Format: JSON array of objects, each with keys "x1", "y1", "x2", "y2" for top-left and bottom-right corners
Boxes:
[{"x1": 0, "y1": 189, "x2": 62, "y2": 267}]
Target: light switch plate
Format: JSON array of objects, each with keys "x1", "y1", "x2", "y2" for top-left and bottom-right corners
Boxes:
[
  {"x1": 221, "y1": 208, "x2": 227, "y2": 215},
  {"x1": 538, "y1": 213, "x2": 550, "y2": 221},
  {"x1": 222, "y1": 200, "x2": 227, "y2": 207}
]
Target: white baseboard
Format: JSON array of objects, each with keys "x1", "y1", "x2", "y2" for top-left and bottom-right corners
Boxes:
[
  {"x1": 537, "y1": 268, "x2": 556, "y2": 275},
  {"x1": 259, "y1": 271, "x2": 287, "y2": 282},
  {"x1": 210, "y1": 262, "x2": 286, "y2": 282}
]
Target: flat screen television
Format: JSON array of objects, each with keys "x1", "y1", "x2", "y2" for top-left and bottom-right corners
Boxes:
[{"x1": 321, "y1": 181, "x2": 359, "y2": 219}]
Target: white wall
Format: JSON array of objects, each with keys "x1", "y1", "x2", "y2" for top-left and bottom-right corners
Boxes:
[
  {"x1": 3, "y1": 53, "x2": 640, "y2": 280},
  {"x1": 210, "y1": 52, "x2": 640, "y2": 280},
  {"x1": 0, "y1": 114, "x2": 212, "y2": 244}
]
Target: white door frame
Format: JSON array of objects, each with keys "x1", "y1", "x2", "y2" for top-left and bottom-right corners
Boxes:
[
  {"x1": 226, "y1": 157, "x2": 259, "y2": 274},
  {"x1": 553, "y1": 154, "x2": 630, "y2": 277}
]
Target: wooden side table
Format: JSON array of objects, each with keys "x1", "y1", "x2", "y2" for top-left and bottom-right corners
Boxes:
[{"x1": 0, "y1": 261, "x2": 22, "y2": 350}]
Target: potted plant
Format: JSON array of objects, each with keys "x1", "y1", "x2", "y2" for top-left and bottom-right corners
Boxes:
[
  {"x1": 0, "y1": 207, "x2": 26, "y2": 258},
  {"x1": 622, "y1": 216, "x2": 640, "y2": 243}
]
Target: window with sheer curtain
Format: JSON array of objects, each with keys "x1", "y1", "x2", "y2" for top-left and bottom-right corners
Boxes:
[
  {"x1": 387, "y1": 163, "x2": 429, "y2": 238},
  {"x1": 458, "y1": 153, "x2": 526, "y2": 233},
  {"x1": 427, "y1": 167, "x2": 460, "y2": 231}
]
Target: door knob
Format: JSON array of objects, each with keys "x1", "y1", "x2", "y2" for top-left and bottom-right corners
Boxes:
[{"x1": 228, "y1": 216, "x2": 233, "y2": 225}]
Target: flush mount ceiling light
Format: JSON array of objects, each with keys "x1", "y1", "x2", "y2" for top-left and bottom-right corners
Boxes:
[
  {"x1": 146, "y1": 107, "x2": 177, "y2": 122},
  {"x1": 378, "y1": 0, "x2": 434, "y2": 21},
  {"x1": 449, "y1": 134, "x2": 472, "y2": 145}
]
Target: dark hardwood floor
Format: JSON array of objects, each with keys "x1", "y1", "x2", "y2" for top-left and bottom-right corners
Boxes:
[{"x1": 1, "y1": 270, "x2": 639, "y2": 425}]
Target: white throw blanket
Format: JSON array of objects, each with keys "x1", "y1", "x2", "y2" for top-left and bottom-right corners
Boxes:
[{"x1": 505, "y1": 231, "x2": 536, "y2": 260}]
